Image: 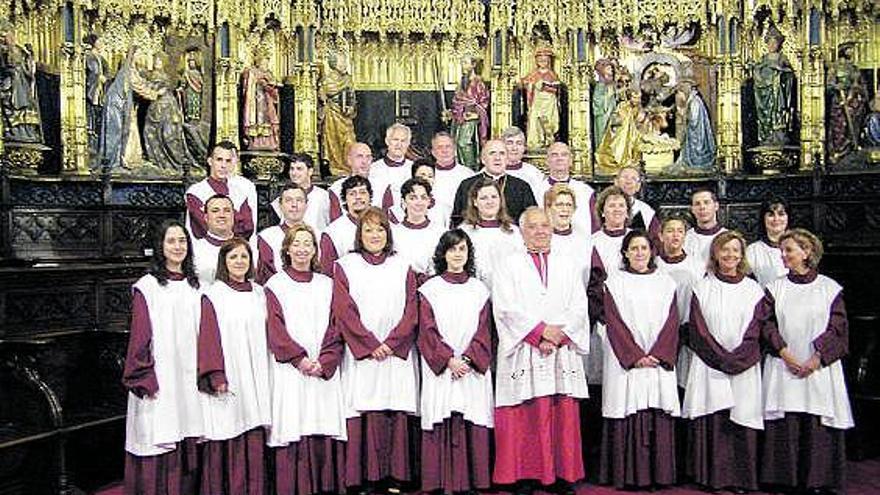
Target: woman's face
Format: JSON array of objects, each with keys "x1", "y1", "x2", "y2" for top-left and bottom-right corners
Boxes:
[
  {"x1": 444, "y1": 240, "x2": 469, "y2": 273},
  {"x1": 764, "y1": 205, "x2": 789, "y2": 238},
  {"x1": 549, "y1": 193, "x2": 575, "y2": 230},
  {"x1": 781, "y1": 238, "x2": 809, "y2": 272},
  {"x1": 474, "y1": 185, "x2": 501, "y2": 221},
  {"x1": 603, "y1": 195, "x2": 629, "y2": 229},
  {"x1": 716, "y1": 238, "x2": 743, "y2": 275},
  {"x1": 163, "y1": 226, "x2": 188, "y2": 269},
  {"x1": 403, "y1": 184, "x2": 431, "y2": 220},
  {"x1": 225, "y1": 245, "x2": 251, "y2": 282},
  {"x1": 413, "y1": 165, "x2": 435, "y2": 186},
  {"x1": 660, "y1": 220, "x2": 686, "y2": 254},
  {"x1": 287, "y1": 230, "x2": 316, "y2": 271},
  {"x1": 361, "y1": 220, "x2": 388, "y2": 254},
  {"x1": 625, "y1": 236, "x2": 652, "y2": 273}
]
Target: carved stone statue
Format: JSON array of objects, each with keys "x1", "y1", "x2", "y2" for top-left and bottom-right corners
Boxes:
[
  {"x1": 0, "y1": 30, "x2": 43, "y2": 143},
  {"x1": 98, "y1": 46, "x2": 153, "y2": 171},
  {"x1": 752, "y1": 27, "x2": 795, "y2": 146},
  {"x1": 826, "y1": 43, "x2": 869, "y2": 162},
  {"x1": 142, "y1": 54, "x2": 198, "y2": 173},
  {"x1": 241, "y1": 54, "x2": 280, "y2": 151},
  {"x1": 177, "y1": 47, "x2": 204, "y2": 124},
  {"x1": 84, "y1": 34, "x2": 109, "y2": 154},
  {"x1": 595, "y1": 88, "x2": 643, "y2": 175},
  {"x1": 521, "y1": 46, "x2": 561, "y2": 150},
  {"x1": 319, "y1": 51, "x2": 356, "y2": 176},
  {"x1": 672, "y1": 81, "x2": 716, "y2": 171},
  {"x1": 867, "y1": 93, "x2": 880, "y2": 147},
  {"x1": 592, "y1": 59, "x2": 618, "y2": 151},
  {"x1": 446, "y1": 56, "x2": 489, "y2": 170}
]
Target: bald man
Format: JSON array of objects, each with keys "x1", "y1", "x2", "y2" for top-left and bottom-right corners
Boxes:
[
  {"x1": 451, "y1": 139, "x2": 537, "y2": 226},
  {"x1": 328, "y1": 142, "x2": 386, "y2": 221},
  {"x1": 491, "y1": 207, "x2": 589, "y2": 494}
]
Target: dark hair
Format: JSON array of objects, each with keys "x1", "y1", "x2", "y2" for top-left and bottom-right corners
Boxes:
[
  {"x1": 596, "y1": 185, "x2": 633, "y2": 221},
  {"x1": 204, "y1": 193, "x2": 233, "y2": 213},
  {"x1": 660, "y1": 212, "x2": 690, "y2": 230},
  {"x1": 431, "y1": 131, "x2": 453, "y2": 143},
  {"x1": 281, "y1": 223, "x2": 320, "y2": 271},
  {"x1": 758, "y1": 196, "x2": 789, "y2": 236},
  {"x1": 279, "y1": 182, "x2": 306, "y2": 199},
  {"x1": 210, "y1": 140, "x2": 238, "y2": 155},
  {"x1": 214, "y1": 237, "x2": 254, "y2": 283},
  {"x1": 353, "y1": 207, "x2": 394, "y2": 255},
  {"x1": 432, "y1": 228, "x2": 476, "y2": 277},
  {"x1": 149, "y1": 219, "x2": 200, "y2": 289},
  {"x1": 620, "y1": 230, "x2": 657, "y2": 271},
  {"x1": 341, "y1": 175, "x2": 372, "y2": 211},
  {"x1": 284, "y1": 153, "x2": 314, "y2": 178},
  {"x1": 411, "y1": 158, "x2": 435, "y2": 178},
  {"x1": 400, "y1": 177, "x2": 433, "y2": 199},
  {"x1": 463, "y1": 177, "x2": 514, "y2": 232},
  {"x1": 690, "y1": 187, "x2": 718, "y2": 204}
]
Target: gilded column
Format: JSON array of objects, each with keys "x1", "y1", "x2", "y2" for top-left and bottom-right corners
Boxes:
[
  {"x1": 59, "y1": 23, "x2": 89, "y2": 175},
  {"x1": 293, "y1": 62, "x2": 319, "y2": 158},
  {"x1": 568, "y1": 62, "x2": 591, "y2": 177},
  {"x1": 488, "y1": 0, "x2": 512, "y2": 137},
  {"x1": 800, "y1": 44, "x2": 825, "y2": 170}
]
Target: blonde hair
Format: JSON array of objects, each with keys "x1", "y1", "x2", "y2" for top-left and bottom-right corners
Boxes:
[
  {"x1": 779, "y1": 228, "x2": 824, "y2": 269},
  {"x1": 543, "y1": 183, "x2": 577, "y2": 210},
  {"x1": 708, "y1": 230, "x2": 751, "y2": 276},
  {"x1": 280, "y1": 223, "x2": 320, "y2": 271}
]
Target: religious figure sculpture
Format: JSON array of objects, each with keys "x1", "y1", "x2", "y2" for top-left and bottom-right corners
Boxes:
[
  {"x1": 671, "y1": 81, "x2": 716, "y2": 171},
  {"x1": 177, "y1": 48, "x2": 204, "y2": 124},
  {"x1": 142, "y1": 54, "x2": 198, "y2": 173},
  {"x1": 97, "y1": 46, "x2": 153, "y2": 171},
  {"x1": 752, "y1": 26, "x2": 795, "y2": 146},
  {"x1": 241, "y1": 54, "x2": 281, "y2": 151},
  {"x1": 867, "y1": 93, "x2": 880, "y2": 147},
  {"x1": 595, "y1": 88, "x2": 643, "y2": 175},
  {"x1": 592, "y1": 59, "x2": 618, "y2": 151},
  {"x1": 319, "y1": 51, "x2": 356, "y2": 176},
  {"x1": 445, "y1": 56, "x2": 489, "y2": 170},
  {"x1": 84, "y1": 34, "x2": 109, "y2": 154},
  {"x1": 0, "y1": 29, "x2": 43, "y2": 143},
  {"x1": 826, "y1": 43, "x2": 869, "y2": 162},
  {"x1": 521, "y1": 46, "x2": 561, "y2": 150}
]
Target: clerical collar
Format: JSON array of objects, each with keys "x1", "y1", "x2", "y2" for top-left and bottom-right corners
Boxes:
[
  {"x1": 384, "y1": 156, "x2": 406, "y2": 167},
  {"x1": 506, "y1": 161, "x2": 523, "y2": 171},
  {"x1": 477, "y1": 219, "x2": 501, "y2": 228},
  {"x1": 482, "y1": 171, "x2": 506, "y2": 182},
  {"x1": 435, "y1": 161, "x2": 456, "y2": 171},
  {"x1": 205, "y1": 232, "x2": 232, "y2": 246},
  {"x1": 715, "y1": 271, "x2": 745, "y2": 284},
  {"x1": 361, "y1": 251, "x2": 388, "y2": 265},
  {"x1": 346, "y1": 213, "x2": 359, "y2": 224},
  {"x1": 761, "y1": 235, "x2": 780, "y2": 248},
  {"x1": 548, "y1": 176, "x2": 570, "y2": 185},
  {"x1": 602, "y1": 227, "x2": 627, "y2": 237},
  {"x1": 694, "y1": 223, "x2": 723, "y2": 235},
  {"x1": 284, "y1": 266, "x2": 314, "y2": 283},
  {"x1": 166, "y1": 271, "x2": 186, "y2": 281},
  {"x1": 207, "y1": 176, "x2": 229, "y2": 194},
  {"x1": 441, "y1": 271, "x2": 469, "y2": 284},
  {"x1": 224, "y1": 279, "x2": 253, "y2": 292},
  {"x1": 402, "y1": 218, "x2": 430, "y2": 229},
  {"x1": 660, "y1": 251, "x2": 686, "y2": 264},
  {"x1": 788, "y1": 269, "x2": 818, "y2": 284},
  {"x1": 625, "y1": 266, "x2": 656, "y2": 275},
  {"x1": 554, "y1": 227, "x2": 573, "y2": 236}
]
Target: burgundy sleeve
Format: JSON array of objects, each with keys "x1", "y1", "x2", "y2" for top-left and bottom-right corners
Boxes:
[
  {"x1": 331, "y1": 265, "x2": 382, "y2": 359},
  {"x1": 265, "y1": 289, "x2": 308, "y2": 366},
  {"x1": 317, "y1": 320, "x2": 344, "y2": 379},
  {"x1": 329, "y1": 191, "x2": 342, "y2": 222},
  {"x1": 587, "y1": 248, "x2": 607, "y2": 326},
  {"x1": 122, "y1": 289, "x2": 159, "y2": 398},
  {"x1": 759, "y1": 292, "x2": 786, "y2": 356},
  {"x1": 450, "y1": 181, "x2": 469, "y2": 227},
  {"x1": 589, "y1": 194, "x2": 600, "y2": 233},
  {"x1": 235, "y1": 199, "x2": 255, "y2": 239},
  {"x1": 382, "y1": 186, "x2": 394, "y2": 210},
  {"x1": 603, "y1": 289, "x2": 647, "y2": 369},
  {"x1": 648, "y1": 216, "x2": 662, "y2": 251},
  {"x1": 812, "y1": 292, "x2": 849, "y2": 366},
  {"x1": 186, "y1": 193, "x2": 207, "y2": 239},
  {"x1": 383, "y1": 268, "x2": 419, "y2": 359},
  {"x1": 688, "y1": 296, "x2": 762, "y2": 375},
  {"x1": 255, "y1": 236, "x2": 276, "y2": 285},
  {"x1": 648, "y1": 296, "x2": 680, "y2": 369},
  {"x1": 319, "y1": 233, "x2": 339, "y2": 276},
  {"x1": 416, "y1": 296, "x2": 455, "y2": 375},
  {"x1": 198, "y1": 295, "x2": 228, "y2": 393},
  {"x1": 462, "y1": 299, "x2": 493, "y2": 374}
]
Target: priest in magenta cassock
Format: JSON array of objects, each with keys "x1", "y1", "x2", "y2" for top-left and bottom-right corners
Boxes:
[{"x1": 491, "y1": 207, "x2": 590, "y2": 495}]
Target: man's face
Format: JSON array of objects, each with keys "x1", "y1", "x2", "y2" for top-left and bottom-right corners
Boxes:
[
  {"x1": 521, "y1": 211, "x2": 553, "y2": 252},
  {"x1": 205, "y1": 197, "x2": 234, "y2": 237},
  {"x1": 482, "y1": 141, "x2": 507, "y2": 176},
  {"x1": 614, "y1": 167, "x2": 641, "y2": 197},
  {"x1": 288, "y1": 161, "x2": 311, "y2": 187},
  {"x1": 431, "y1": 135, "x2": 455, "y2": 166},
  {"x1": 208, "y1": 147, "x2": 237, "y2": 180},
  {"x1": 347, "y1": 144, "x2": 373, "y2": 177},
  {"x1": 385, "y1": 129, "x2": 411, "y2": 161},
  {"x1": 345, "y1": 185, "x2": 371, "y2": 215},
  {"x1": 691, "y1": 191, "x2": 719, "y2": 226},
  {"x1": 504, "y1": 134, "x2": 526, "y2": 165},
  {"x1": 545, "y1": 143, "x2": 571, "y2": 178},
  {"x1": 279, "y1": 188, "x2": 307, "y2": 224}
]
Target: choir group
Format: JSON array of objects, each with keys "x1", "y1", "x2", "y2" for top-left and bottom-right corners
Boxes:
[{"x1": 123, "y1": 124, "x2": 853, "y2": 495}]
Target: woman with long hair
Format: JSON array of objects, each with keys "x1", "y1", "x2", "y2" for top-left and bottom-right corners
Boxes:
[
  {"x1": 745, "y1": 196, "x2": 789, "y2": 286},
  {"x1": 459, "y1": 177, "x2": 522, "y2": 289}
]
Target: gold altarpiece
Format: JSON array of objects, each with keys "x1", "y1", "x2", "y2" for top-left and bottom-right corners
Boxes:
[{"x1": 0, "y1": 0, "x2": 877, "y2": 178}]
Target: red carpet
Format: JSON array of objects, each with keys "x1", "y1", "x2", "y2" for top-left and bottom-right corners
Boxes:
[{"x1": 93, "y1": 457, "x2": 880, "y2": 494}]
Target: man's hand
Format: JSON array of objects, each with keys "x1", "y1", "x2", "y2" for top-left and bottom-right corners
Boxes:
[
  {"x1": 542, "y1": 324, "x2": 566, "y2": 346},
  {"x1": 538, "y1": 340, "x2": 556, "y2": 357}
]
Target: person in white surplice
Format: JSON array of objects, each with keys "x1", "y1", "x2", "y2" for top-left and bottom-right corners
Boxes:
[
  {"x1": 492, "y1": 207, "x2": 589, "y2": 495},
  {"x1": 745, "y1": 196, "x2": 789, "y2": 287},
  {"x1": 264, "y1": 224, "x2": 347, "y2": 495}
]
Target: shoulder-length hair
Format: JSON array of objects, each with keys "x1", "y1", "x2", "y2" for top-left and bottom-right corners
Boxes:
[
  {"x1": 619, "y1": 229, "x2": 656, "y2": 271},
  {"x1": 432, "y1": 228, "x2": 477, "y2": 277},
  {"x1": 214, "y1": 237, "x2": 254, "y2": 283},
  {"x1": 779, "y1": 228, "x2": 824, "y2": 270},
  {"x1": 463, "y1": 177, "x2": 514, "y2": 232},
  {"x1": 596, "y1": 185, "x2": 633, "y2": 222},
  {"x1": 281, "y1": 223, "x2": 321, "y2": 272},
  {"x1": 149, "y1": 219, "x2": 200, "y2": 289},
  {"x1": 758, "y1": 196, "x2": 789, "y2": 236},
  {"x1": 353, "y1": 207, "x2": 395, "y2": 255},
  {"x1": 708, "y1": 230, "x2": 751, "y2": 276},
  {"x1": 543, "y1": 183, "x2": 577, "y2": 210}
]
